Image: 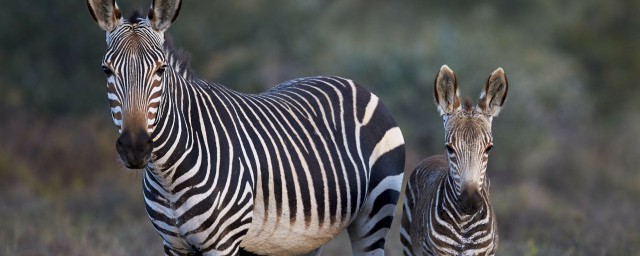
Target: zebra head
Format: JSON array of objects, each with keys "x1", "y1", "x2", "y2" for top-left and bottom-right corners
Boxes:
[
  {"x1": 88, "y1": 0, "x2": 182, "y2": 168},
  {"x1": 433, "y1": 65, "x2": 508, "y2": 214}
]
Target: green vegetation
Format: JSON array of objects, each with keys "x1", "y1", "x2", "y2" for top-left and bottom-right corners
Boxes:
[{"x1": 1, "y1": 0, "x2": 638, "y2": 254}]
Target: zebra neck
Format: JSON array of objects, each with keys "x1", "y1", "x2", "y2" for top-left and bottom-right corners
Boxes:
[
  {"x1": 441, "y1": 173, "x2": 490, "y2": 219},
  {"x1": 146, "y1": 72, "x2": 228, "y2": 191},
  {"x1": 428, "y1": 173, "x2": 496, "y2": 254}
]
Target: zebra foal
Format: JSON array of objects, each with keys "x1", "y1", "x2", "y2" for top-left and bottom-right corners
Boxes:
[
  {"x1": 400, "y1": 65, "x2": 507, "y2": 256},
  {"x1": 87, "y1": 0, "x2": 405, "y2": 255}
]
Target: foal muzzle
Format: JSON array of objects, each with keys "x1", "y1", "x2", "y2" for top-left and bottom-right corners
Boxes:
[{"x1": 459, "y1": 186, "x2": 483, "y2": 215}]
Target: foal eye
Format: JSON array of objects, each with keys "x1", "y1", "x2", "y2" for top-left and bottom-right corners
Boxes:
[
  {"x1": 445, "y1": 144, "x2": 455, "y2": 154},
  {"x1": 484, "y1": 144, "x2": 494, "y2": 154},
  {"x1": 102, "y1": 66, "x2": 114, "y2": 76}
]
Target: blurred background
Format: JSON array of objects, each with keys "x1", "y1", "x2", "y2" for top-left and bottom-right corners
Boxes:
[{"x1": 1, "y1": 0, "x2": 639, "y2": 255}]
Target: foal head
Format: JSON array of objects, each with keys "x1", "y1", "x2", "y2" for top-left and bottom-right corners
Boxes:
[{"x1": 433, "y1": 65, "x2": 508, "y2": 214}]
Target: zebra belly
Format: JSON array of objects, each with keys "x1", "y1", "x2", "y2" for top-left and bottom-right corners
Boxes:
[
  {"x1": 239, "y1": 188, "x2": 354, "y2": 255},
  {"x1": 240, "y1": 223, "x2": 343, "y2": 255}
]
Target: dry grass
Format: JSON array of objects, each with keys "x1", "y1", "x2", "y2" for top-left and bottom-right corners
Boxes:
[{"x1": 2, "y1": 111, "x2": 640, "y2": 255}]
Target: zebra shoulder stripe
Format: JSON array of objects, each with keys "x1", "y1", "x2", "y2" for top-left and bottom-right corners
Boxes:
[{"x1": 368, "y1": 127, "x2": 404, "y2": 168}]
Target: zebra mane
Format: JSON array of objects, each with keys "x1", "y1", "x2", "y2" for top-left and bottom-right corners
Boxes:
[{"x1": 164, "y1": 36, "x2": 194, "y2": 81}]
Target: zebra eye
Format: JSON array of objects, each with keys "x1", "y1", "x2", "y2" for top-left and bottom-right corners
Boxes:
[
  {"x1": 155, "y1": 65, "x2": 168, "y2": 76},
  {"x1": 102, "y1": 66, "x2": 114, "y2": 76},
  {"x1": 445, "y1": 144, "x2": 455, "y2": 154},
  {"x1": 484, "y1": 144, "x2": 494, "y2": 154}
]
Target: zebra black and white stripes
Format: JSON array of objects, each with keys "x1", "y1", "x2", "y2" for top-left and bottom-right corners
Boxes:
[
  {"x1": 87, "y1": 1, "x2": 405, "y2": 255},
  {"x1": 401, "y1": 65, "x2": 507, "y2": 256},
  {"x1": 401, "y1": 157, "x2": 497, "y2": 256},
  {"x1": 144, "y1": 74, "x2": 404, "y2": 255}
]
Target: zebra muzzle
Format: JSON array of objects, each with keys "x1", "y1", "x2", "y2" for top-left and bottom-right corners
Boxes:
[
  {"x1": 115, "y1": 130, "x2": 153, "y2": 169},
  {"x1": 458, "y1": 186, "x2": 483, "y2": 215}
]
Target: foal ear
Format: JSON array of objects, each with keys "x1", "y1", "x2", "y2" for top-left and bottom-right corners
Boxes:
[
  {"x1": 434, "y1": 65, "x2": 461, "y2": 116},
  {"x1": 87, "y1": 0, "x2": 122, "y2": 31},
  {"x1": 148, "y1": 0, "x2": 182, "y2": 32},
  {"x1": 478, "y1": 67, "x2": 508, "y2": 117}
]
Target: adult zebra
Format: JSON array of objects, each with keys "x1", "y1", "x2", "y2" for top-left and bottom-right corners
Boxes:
[
  {"x1": 400, "y1": 65, "x2": 506, "y2": 255},
  {"x1": 87, "y1": 0, "x2": 405, "y2": 255}
]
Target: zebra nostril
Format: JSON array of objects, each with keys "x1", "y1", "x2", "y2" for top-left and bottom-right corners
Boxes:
[
  {"x1": 114, "y1": 130, "x2": 152, "y2": 168},
  {"x1": 145, "y1": 137, "x2": 153, "y2": 154},
  {"x1": 116, "y1": 134, "x2": 128, "y2": 149}
]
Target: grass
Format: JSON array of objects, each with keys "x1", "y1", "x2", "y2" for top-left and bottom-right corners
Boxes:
[
  {"x1": 2, "y1": 112, "x2": 640, "y2": 255},
  {"x1": 1, "y1": 176, "x2": 162, "y2": 256}
]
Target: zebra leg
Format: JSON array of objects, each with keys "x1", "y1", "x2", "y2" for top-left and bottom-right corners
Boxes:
[
  {"x1": 347, "y1": 173, "x2": 403, "y2": 255},
  {"x1": 400, "y1": 181, "x2": 414, "y2": 256},
  {"x1": 163, "y1": 245, "x2": 180, "y2": 256},
  {"x1": 348, "y1": 146, "x2": 404, "y2": 255},
  {"x1": 163, "y1": 244, "x2": 200, "y2": 256}
]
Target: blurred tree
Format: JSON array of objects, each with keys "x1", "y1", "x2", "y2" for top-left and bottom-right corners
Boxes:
[{"x1": 554, "y1": 0, "x2": 640, "y2": 120}]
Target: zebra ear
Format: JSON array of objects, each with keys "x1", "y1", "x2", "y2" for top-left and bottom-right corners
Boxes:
[
  {"x1": 87, "y1": 0, "x2": 122, "y2": 31},
  {"x1": 148, "y1": 0, "x2": 182, "y2": 32},
  {"x1": 434, "y1": 65, "x2": 461, "y2": 116},
  {"x1": 478, "y1": 67, "x2": 508, "y2": 117}
]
